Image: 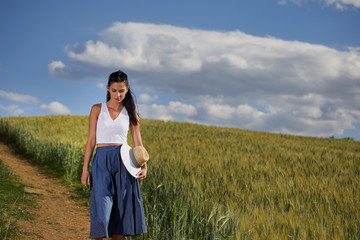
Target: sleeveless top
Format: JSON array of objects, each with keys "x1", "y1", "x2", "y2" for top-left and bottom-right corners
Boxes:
[{"x1": 96, "y1": 103, "x2": 129, "y2": 144}]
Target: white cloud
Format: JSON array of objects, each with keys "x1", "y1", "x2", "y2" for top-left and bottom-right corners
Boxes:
[
  {"x1": 97, "y1": 82, "x2": 106, "y2": 89},
  {"x1": 138, "y1": 101, "x2": 197, "y2": 121},
  {"x1": 40, "y1": 101, "x2": 71, "y2": 115},
  {"x1": 139, "y1": 93, "x2": 158, "y2": 103},
  {"x1": 48, "y1": 61, "x2": 65, "y2": 73},
  {"x1": 48, "y1": 61, "x2": 72, "y2": 79},
  {"x1": 65, "y1": 24, "x2": 203, "y2": 73},
  {"x1": 48, "y1": 60, "x2": 104, "y2": 80},
  {"x1": 0, "y1": 90, "x2": 38, "y2": 104},
  {"x1": 57, "y1": 22, "x2": 360, "y2": 85},
  {"x1": 277, "y1": 0, "x2": 303, "y2": 6},
  {"x1": 278, "y1": 0, "x2": 360, "y2": 9},
  {"x1": 193, "y1": 96, "x2": 268, "y2": 130},
  {"x1": 324, "y1": 0, "x2": 360, "y2": 9},
  {"x1": 0, "y1": 104, "x2": 24, "y2": 115},
  {"x1": 49, "y1": 22, "x2": 360, "y2": 138}
]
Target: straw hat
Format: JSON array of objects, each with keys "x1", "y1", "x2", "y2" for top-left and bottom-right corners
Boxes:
[{"x1": 120, "y1": 144, "x2": 149, "y2": 177}]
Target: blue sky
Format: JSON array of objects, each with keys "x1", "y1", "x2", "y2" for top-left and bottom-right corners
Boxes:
[{"x1": 1, "y1": 0, "x2": 360, "y2": 140}]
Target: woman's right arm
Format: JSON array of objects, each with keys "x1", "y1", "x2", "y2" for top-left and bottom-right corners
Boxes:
[{"x1": 81, "y1": 104, "x2": 100, "y2": 188}]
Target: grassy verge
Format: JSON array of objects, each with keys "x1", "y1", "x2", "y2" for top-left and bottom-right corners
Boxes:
[{"x1": 0, "y1": 158, "x2": 36, "y2": 239}]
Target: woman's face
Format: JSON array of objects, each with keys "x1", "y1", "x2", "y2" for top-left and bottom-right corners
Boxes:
[{"x1": 108, "y1": 81, "x2": 128, "y2": 103}]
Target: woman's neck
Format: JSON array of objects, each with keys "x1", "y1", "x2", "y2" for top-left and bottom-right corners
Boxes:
[{"x1": 107, "y1": 100, "x2": 123, "y2": 110}]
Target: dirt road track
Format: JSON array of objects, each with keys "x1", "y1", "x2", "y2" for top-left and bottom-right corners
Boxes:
[{"x1": 0, "y1": 142, "x2": 90, "y2": 239}]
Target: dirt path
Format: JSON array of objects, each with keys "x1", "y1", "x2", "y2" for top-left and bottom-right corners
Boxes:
[{"x1": 0, "y1": 142, "x2": 90, "y2": 239}]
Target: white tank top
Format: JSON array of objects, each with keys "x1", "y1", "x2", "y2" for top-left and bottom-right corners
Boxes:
[{"x1": 96, "y1": 103, "x2": 129, "y2": 144}]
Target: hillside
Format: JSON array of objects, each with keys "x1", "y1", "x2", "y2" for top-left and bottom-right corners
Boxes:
[{"x1": 0, "y1": 116, "x2": 359, "y2": 239}]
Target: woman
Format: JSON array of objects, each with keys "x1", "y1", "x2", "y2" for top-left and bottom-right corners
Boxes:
[{"x1": 81, "y1": 70, "x2": 147, "y2": 240}]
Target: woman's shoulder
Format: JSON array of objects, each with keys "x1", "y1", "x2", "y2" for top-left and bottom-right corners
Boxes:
[
  {"x1": 89, "y1": 103, "x2": 102, "y2": 116},
  {"x1": 91, "y1": 103, "x2": 102, "y2": 110}
]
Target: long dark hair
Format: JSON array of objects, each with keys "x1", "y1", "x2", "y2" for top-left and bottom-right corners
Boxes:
[{"x1": 106, "y1": 70, "x2": 138, "y2": 126}]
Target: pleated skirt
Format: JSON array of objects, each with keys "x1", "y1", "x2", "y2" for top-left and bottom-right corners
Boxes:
[{"x1": 89, "y1": 145, "x2": 147, "y2": 238}]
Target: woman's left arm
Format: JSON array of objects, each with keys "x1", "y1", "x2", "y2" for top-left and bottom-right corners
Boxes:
[{"x1": 130, "y1": 114, "x2": 147, "y2": 180}]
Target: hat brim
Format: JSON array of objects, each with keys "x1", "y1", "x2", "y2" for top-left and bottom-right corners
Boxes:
[{"x1": 120, "y1": 144, "x2": 141, "y2": 178}]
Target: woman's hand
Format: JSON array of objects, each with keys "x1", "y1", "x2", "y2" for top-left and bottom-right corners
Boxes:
[
  {"x1": 130, "y1": 113, "x2": 147, "y2": 181},
  {"x1": 81, "y1": 169, "x2": 90, "y2": 188},
  {"x1": 136, "y1": 164, "x2": 147, "y2": 180}
]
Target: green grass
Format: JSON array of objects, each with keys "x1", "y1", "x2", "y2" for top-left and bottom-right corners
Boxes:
[
  {"x1": 0, "y1": 158, "x2": 35, "y2": 240},
  {"x1": 0, "y1": 115, "x2": 359, "y2": 239}
]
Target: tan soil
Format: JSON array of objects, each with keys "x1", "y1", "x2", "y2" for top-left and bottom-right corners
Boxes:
[{"x1": 0, "y1": 142, "x2": 91, "y2": 239}]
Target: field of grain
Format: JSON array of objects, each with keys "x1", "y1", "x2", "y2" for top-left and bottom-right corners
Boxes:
[{"x1": 0, "y1": 115, "x2": 359, "y2": 239}]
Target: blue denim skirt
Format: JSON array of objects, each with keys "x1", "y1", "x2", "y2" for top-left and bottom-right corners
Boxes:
[{"x1": 89, "y1": 145, "x2": 147, "y2": 238}]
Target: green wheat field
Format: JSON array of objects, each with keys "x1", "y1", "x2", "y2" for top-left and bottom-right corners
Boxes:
[{"x1": 0, "y1": 115, "x2": 359, "y2": 239}]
